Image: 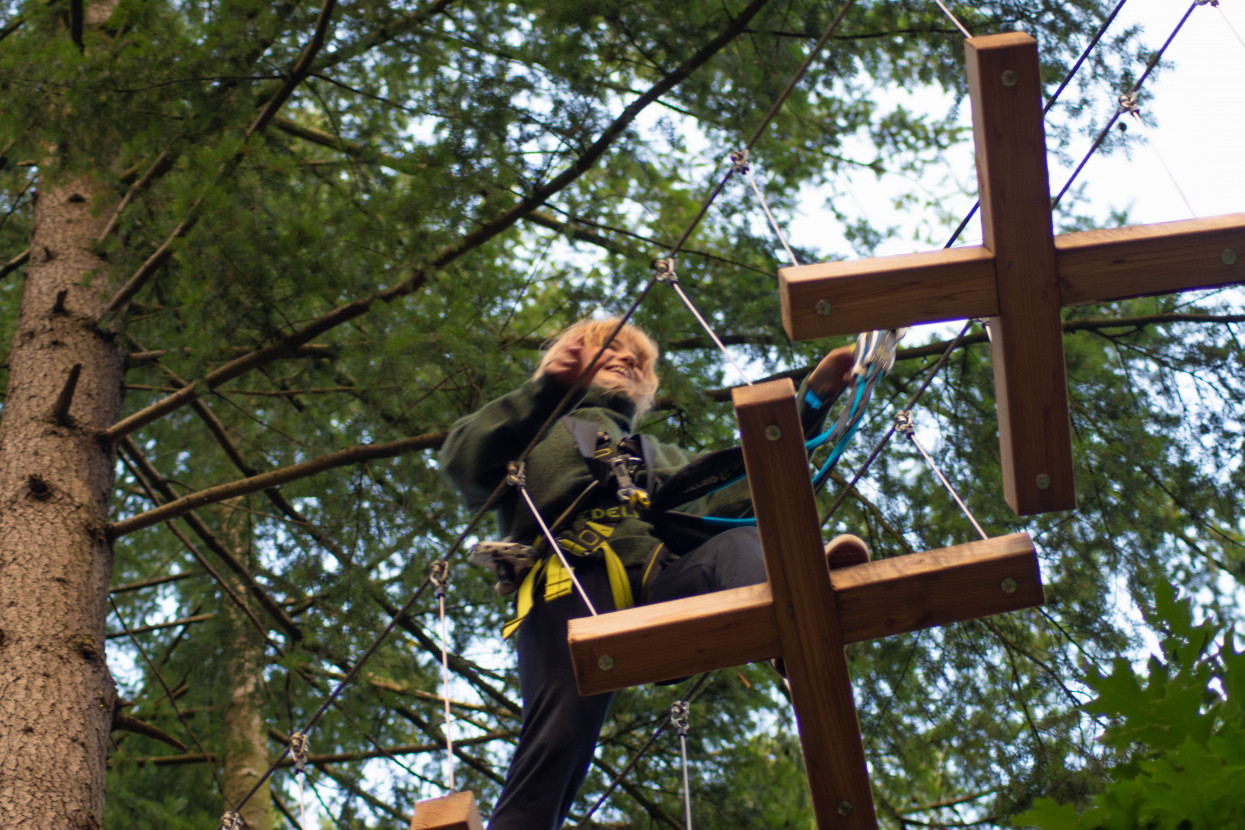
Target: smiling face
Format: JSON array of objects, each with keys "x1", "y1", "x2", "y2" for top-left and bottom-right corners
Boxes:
[
  {"x1": 536, "y1": 318, "x2": 660, "y2": 416},
  {"x1": 589, "y1": 338, "x2": 644, "y2": 397}
]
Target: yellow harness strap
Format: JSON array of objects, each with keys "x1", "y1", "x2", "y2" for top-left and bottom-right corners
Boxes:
[{"x1": 501, "y1": 522, "x2": 636, "y2": 638}]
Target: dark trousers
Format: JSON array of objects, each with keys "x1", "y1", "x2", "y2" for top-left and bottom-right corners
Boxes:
[{"x1": 487, "y1": 527, "x2": 766, "y2": 830}]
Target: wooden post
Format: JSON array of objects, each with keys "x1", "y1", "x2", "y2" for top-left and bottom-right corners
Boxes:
[
  {"x1": 568, "y1": 380, "x2": 1046, "y2": 828},
  {"x1": 776, "y1": 33, "x2": 1245, "y2": 516},
  {"x1": 410, "y1": 791, "x2": 483, "y2": 830}
]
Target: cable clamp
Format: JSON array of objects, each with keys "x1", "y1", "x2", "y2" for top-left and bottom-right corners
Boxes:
[
  {"x1": 670, "y1": 700, "x2": 690, "y2": 736},
  {"x1": 430, "y1": 560, "x2": 450, "y2": 599},
  {"x1": 653, "y1": 258, "x2": 678, "y2": 285},
  {"x1": 505, "y1": 460, "x2": 526, "y2": 488},
  {"x1": 290, "y1": 731, "x2": 310, "y2": 775},
  {"x1": 729, "y1": 149, "x2": 750, "y2": 173},
  {"x1": 895, "y1": 410, "x2": 915, "y2": 437},
  {"x1": 1118, "y1": 92, "x2": 1140, "y2": 116},
  {"x1": 219, "y1": 811, "x2": 244, "y2": 830}
]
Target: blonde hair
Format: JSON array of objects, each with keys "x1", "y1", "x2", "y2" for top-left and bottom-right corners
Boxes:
[{"x1": 535, "y1": 317, "x2": 660, "y2": 416}]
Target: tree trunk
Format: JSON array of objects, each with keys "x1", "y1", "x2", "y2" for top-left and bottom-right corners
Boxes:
[
  {"x1": 0, "y1": 174, "x2": 125, "y2": 829},
  {"x1": 221, "y1": 512, "x2": 273, "y2": 830}
]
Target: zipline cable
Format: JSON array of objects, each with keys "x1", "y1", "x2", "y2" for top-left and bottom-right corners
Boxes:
[
  {"x1": 670, "y1": 700, "x2": 695, "y2": 830},
  {"x1": 663, "y1": 0, "x2": 858, "y2": 263},
  {"x1": 1052, "y1": 0, "x2": 1203, "y2": 210},
  {"x1": 894, "y1": 410, "x2": 989, "y2": 540},
  {"x1": 945, "y1": 0, "x2": 1133, "y2": 248},
  {"x1": 570, "y1": 673, "x2": 713, "y2": 829},
  {"x1": 930, "y1": 0, "x2": 973, "y2": 38}
]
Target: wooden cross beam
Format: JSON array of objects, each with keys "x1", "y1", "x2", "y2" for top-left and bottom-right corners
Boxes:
[
  {"x1": 778, "y1": 32, "x2": 1245, "y2": 515},
  {"x1": 568, "y1": 379, "x2": 1046, "y2": 829},
  {"x1": 410, "y1": 791, "x2": 484, "y2": 830}
]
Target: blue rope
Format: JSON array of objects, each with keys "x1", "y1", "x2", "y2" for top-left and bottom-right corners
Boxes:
[{"x1": 685, "y1": 364, "x2": 885, "y2": 528}]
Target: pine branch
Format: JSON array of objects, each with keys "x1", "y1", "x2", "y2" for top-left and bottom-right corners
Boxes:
[
  {"x1": 104, "y1": 0, "x2": 771, "y2": 441},
  {"x1": 245, "y1": 0, "x2": 339, "y2": 140},
  {"x1": 101, "y1": 0, "x2": 341, "y2": 321},
  {"x1": 118, "y1": 438, "x2": 304, "y2": 641},
  {"x1": 127, "y1": 344, "x2": 337, "y2": 365},
  {"x1": 111, "y1": 431, "x2": 445, "y2": 537},
  {"x1": 123, "y1": 730, "x2": 510, "y2": 766},
  {"x1": 315, "y1": 763, "x2": 415, "y2": 825},
  {"x1": 1, "y1": 248, "x2": 29, "y2": 280},
  {"x1": 111, "y1": 711, "x2": 191, "y2": 752},
  {"x1": 174, "y1": 387, "x2": 521, "y2": 720},
  {"x1": 96, "y1": 151, "x2": 175, "y2": 242},
  {"x1": 310, "y1": 0, "x2": 458, "y2": 73},
  {"x1": 105, "y1": 612, "x2": 214, "y2": 639},
  {"x1": 110, "y1": 570, "x2": 198, "y2": 595}
]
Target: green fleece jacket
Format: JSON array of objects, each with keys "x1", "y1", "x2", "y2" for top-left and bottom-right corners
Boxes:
[{"x1": 440, "y1": 373, "x2": 835, "y2": 575}]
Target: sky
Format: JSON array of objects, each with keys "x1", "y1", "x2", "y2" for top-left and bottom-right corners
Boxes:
[
  {"x1": 1071, "y1": 0, "x2": 1245, "y2": 224},
  {"x1": 790, "y1": 0, "x2": 1245, "y2": 256}
]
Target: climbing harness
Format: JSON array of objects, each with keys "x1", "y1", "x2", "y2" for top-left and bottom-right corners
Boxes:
[{"x1": 497, "y1": 460, "x2": 611, "y2": 635}]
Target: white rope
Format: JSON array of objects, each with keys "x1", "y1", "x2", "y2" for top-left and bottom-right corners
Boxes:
[
  {"x1": 731, "y1": 150, "x2": 801, "y2": 268},
  {"x1": 508, "y1": 461, "x2": 599, "y2": 615},
  {"x1": 1212, "y1": 2, "x2": 1245, "y2": 51},
  {"x1": 430, "y1": 561, "x2": 457, "y2": 789},
  {"x1": 298, "y1": 772, "x2": 307, "y2": 830},
  {"x1": 670, "y1": 700, "x2": 694, "y2": 830},
  {"x1": 653, "y1": 259, "x2": 754, "y2": 387},
  {"x1": 1117, "y1": 94, "x2": 1197, "y2": 217},
  {"x1": 894, "y1": 410, "x2": 988, "y2": 540},
  {"x1": 290, "y1": 731, "x2": 310, "y2": 829},
  {"x1": 931, "y1": 0, "x2": 973, "y2": 38}
]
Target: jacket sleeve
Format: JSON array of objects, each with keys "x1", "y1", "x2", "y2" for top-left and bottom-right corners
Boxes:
[
  {"x1": 795, "y1": 375, "x2": 845, "y2": 441},
  {"x1": 440, "y1": 375, "x2": 581, "y2": 512}
]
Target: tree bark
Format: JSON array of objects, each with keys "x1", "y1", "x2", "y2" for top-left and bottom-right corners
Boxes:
[
  {"x1": 220, "y1": 513, "x2": 273, "y2": 830},
  {"x1": 0, "y1": 174, "x2": 125, "y2": 828}
]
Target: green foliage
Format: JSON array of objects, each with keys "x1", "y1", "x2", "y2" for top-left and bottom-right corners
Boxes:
[
  {"x1": 1014, "y1": 585, "x2": 1245, "y2": 829},
  {"x1": 0, "y1": 0, "x2": 1238, "y2": 826}
]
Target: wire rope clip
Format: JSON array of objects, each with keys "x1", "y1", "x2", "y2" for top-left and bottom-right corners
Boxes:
[
  {"x1": 505, "y1": 460, "x2": 526, "y2": 488},
  {"x1": 729, "y1": 148, "x2": 750, "y2": 174},
  {"x1": 894, "y1": 410, "x2": 915, "y2": 437},
  {"x1": 653, "y1": 258, "x2": 678, "y2": 285},
  {"x1": 289, "y1": 731, "x2": 310, "y2": 775},
  {"x1": 468, "y1": 540, "x2": 539, "y2": 596},
  {"x1": 218, "y1": 811, "x2": 244, "y2": 830},
  {"x1": 853, "y1": 328, "x2": 907, "y2": 377},
  {"x1": 669, "y1": 700, "x2": 691, "y2": 737},
  {"x1": 1118, "y1": 92, "x2": 1140, "y2": 117},
  {"x1": 430, "y1": 559, "x2": 450, "y2": 599}
]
